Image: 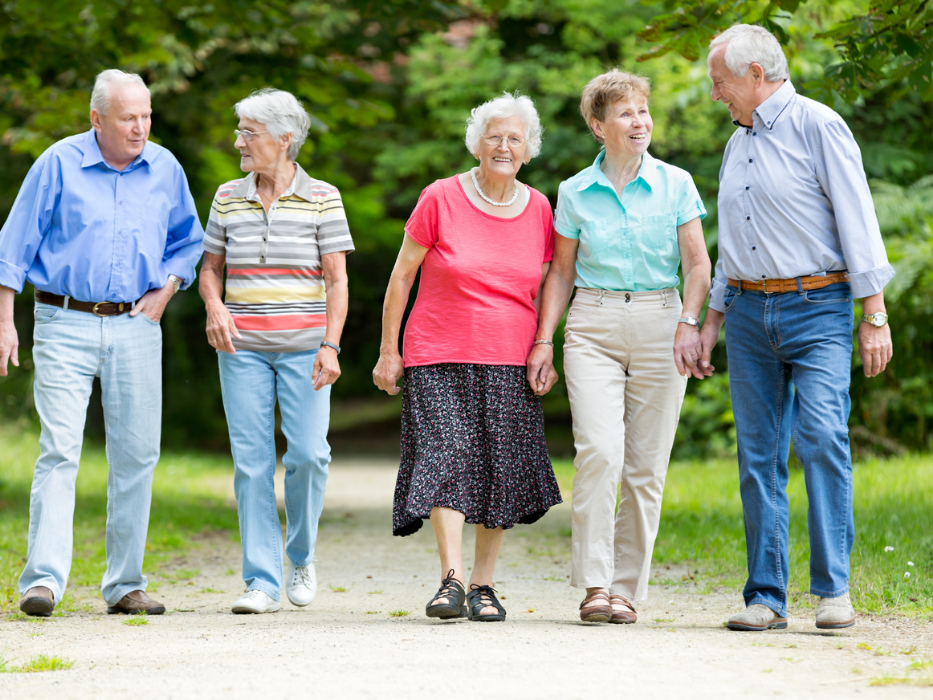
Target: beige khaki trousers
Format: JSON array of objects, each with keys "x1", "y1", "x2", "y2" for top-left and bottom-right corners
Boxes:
[{"x1": 564, "y1": 287, "x2": 687, "y2": 601}]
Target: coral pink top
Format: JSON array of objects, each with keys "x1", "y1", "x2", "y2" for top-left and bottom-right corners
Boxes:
[{"x1": 402, "y1": 175, "x2": 555, "y2": 367}]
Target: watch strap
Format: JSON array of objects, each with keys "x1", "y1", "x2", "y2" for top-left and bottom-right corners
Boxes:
[{"x1": 678, "y1": 317, "x2": 699, "y2": 326}]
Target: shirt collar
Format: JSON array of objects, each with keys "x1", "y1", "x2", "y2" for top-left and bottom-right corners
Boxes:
[
  {"x1": 737, "y1": 79, "x2": 795, "y2": 131},
  {"x1": 576, "y1": 149, "x2": 657, "y2": 192},
  {"x1": 80, "y1": 129, "x2": 153, "y2": 170},
  {"x1": 230, "y1": 163, "x2": 309, "y2": 201}
]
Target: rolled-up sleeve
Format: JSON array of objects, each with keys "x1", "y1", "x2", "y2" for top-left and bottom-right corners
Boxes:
[
  {"x1": 815, "y1": 119, "x2": 895, "y2": 298},
  {"x1": 0, "y1": 157, "x2": 56, "y2": 293},
  {"x1": 160, "y1": 165, "x2": 205, "y2": 289}
]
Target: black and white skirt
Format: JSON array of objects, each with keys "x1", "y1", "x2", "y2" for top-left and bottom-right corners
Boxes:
[{"x1": 392, "y1": 363, "x2": 562, "y2": 537}]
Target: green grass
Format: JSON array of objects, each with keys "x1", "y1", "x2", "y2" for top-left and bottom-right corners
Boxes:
[
  {"x1": 122, "y1": 616, "x2": 149, "y2": 626},
  {"x1": 329, "y1": 585, "x2": 348, "y2": 592},
  {"x1": 0, "y1": 423, "x2": 238, "y2": 613},
  {"x1": 388, "y1": 610, "x2": 409, "y2": 617},
  {"x1": 552, "y1": 453, "x2": 933, "y2": 617},
  {"x1": 0, "y1": 654, "x2": 74, "y2": 673}
]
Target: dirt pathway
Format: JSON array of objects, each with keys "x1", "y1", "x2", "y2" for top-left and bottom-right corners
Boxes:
[{"x1": 1, "y1": 458, "x2": 931, "y2": 698}]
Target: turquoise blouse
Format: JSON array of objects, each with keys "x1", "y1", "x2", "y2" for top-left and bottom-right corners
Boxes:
[{"x1": 555, "y1": 151, "x2": 706, "y2": 291}]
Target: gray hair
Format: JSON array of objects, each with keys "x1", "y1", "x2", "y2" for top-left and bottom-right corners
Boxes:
[
  {"x1": 235, "y1": 88, "x2": 311, "y2": 161},
  {"x1": 709, "y1": 24, "x2": 789, "y2": 82},
  {"x1": 90, "y1": 69, "x2": 150, "y2": 115},
  {"x1": 464, "y1": 92, "x2": 543, "y2": 159}
]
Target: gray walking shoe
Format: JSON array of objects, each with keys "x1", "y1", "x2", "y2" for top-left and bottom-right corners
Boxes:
[
  {"x1": 726, "y1": 603, "x2": 787, "y2": 631},
  {"x1": 815, "y1": 592, "x2": 855, "y2": 629}
]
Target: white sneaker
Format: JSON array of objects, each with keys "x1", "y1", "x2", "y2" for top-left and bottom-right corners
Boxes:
[
  {"x1": 286, "y1": 563, "x2": 317, "y2": 607},
  {"x1": 231, "y1": 589, "x2": 281, "y2": 614}
]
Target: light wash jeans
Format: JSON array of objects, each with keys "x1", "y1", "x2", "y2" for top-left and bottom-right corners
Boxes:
[
  {"x1": 723, "y1": 282, "x2": 855, "y2": 617},
  {"x1": 20, "y1": 301, "x2": 162, "y2": 606},
  {"x1": 218, "y1": 348, "x2": 331, "y2": 600}
]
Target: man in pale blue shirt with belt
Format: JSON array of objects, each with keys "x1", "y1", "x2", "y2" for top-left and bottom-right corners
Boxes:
[
  {"x1": 699, "y1": 25, "x2": 894, "y2": 632},
  {"x1": 0, "y1": 69, "x2": 204, "y2": 616}
]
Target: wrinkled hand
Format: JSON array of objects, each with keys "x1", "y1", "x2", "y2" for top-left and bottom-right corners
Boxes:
[
  {"x1": 526, "y1": 343, "x2": 559, "y2": 396},
  {"x1": 673, "y1": 324, "x2": 708, "y2": 379},
  {"x1": 313, "y1": 346, "x2": 341, "y2": 390},
  {"x1": 697, "y1": 311, "x2": 723, "y2": 378},
  {"x1": 373, "y1": 352, "x2": 404, "y2": 396},
  {"x1": 0, "y1": 318, "x2": 18, "y2": 377},
  {"x1": 129, "y1": 282, "x2": 175, "y2": 324},
  {"x1": 204, "y1": 302, "x2": 242, "y2": 354},
  {"x1": 858, "y1": 322, "x2": 893, "y2": 377}
]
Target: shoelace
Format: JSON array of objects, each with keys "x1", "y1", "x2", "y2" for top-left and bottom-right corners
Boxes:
[
  {"x1": 432, "y1": 569, "x2": 463, "y2": 604},
  {"x1": 469, "y1": 583, "x2": 497, "y2": 608},
  {"x1": 242, "y1": 589, "x2": 265, "y2": 601},
  {"x1": 292, "y1": 566, "x2": 313, "y2": 588}
]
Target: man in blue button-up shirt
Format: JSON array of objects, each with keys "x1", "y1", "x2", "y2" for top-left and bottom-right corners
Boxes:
[
  {"x1": 0, "y1": 69, "x2": 204, "y2": 617},
  {"x1": 698, "y1": 25, "x2": 894, "y2": 634}
]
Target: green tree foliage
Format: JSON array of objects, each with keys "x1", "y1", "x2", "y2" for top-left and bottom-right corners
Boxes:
[{"x1": 1, "y1": 0, "x2": 931, "y2": 454}]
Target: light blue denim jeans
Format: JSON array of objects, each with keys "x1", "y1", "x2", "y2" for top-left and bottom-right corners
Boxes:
[
  {"x1": 20, "y1": 301, "x2": 162, "y2": 606},
  {"x1": 218, "y1": 348, "x2": 331, "y2": 600},
  {"x1": 723, "y1": 282, "x2": 855, "y2": 617}
]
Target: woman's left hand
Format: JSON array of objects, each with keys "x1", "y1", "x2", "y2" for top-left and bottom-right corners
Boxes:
[
  {"x1": 313, "y1": 346, "x2": 341, "y2": 390},
  {"x1": 673, "y1": 324, "x2": 710, "y2": 379}
]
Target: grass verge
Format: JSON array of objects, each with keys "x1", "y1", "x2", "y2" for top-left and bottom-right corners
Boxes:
[
  {"x1": 551, "y1": 454, "x2": 933, "y2": 617},
  {"x1": 0, "y1": 422, "x2": 238, "y2": 614}
]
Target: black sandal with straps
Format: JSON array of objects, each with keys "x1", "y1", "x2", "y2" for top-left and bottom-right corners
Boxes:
[
  {"x1": 466, "y1": 584, "x2": 507, "y2": 622},
  {"x1": 425, "y1": 569, "x2": 467, "y2": 619}
]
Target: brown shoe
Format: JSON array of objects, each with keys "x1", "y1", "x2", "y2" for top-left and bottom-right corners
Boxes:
[
  {"x1": 107, "y1": 590, "x2": 165, "y2": 615},
  {"x1": 609, "y1": 594, "x2": 637, "y2": 624},
  {"x1": 579, "y1": 590, "x2": 612, "y2": 622},
  {"x1": 19, "y1": 586, "x2": 55, "y2": 617}
]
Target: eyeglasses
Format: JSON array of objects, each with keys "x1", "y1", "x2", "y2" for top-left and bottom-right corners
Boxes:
[
  {"x1": 483, "y1": 134, "x2": 525, "y2": 148},
  {"x1": 234, "y1": 129, "x2": 267, "y2": 141}
]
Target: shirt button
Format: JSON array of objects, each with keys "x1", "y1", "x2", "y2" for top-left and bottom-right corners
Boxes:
[
  {"x1": 749, "y1": 158, "x2": 754, "y2": 163},
  {"x1": 761, "y1": 275, "x2": 766, "y2": 279},
  {"x1": 746, "y1": 216, "x2": 750, "y2": 221},
  {"x1": 752, "y1": 132, "x2": 757, "y2": 136},
  {"x1": 745, "y1": 186, "x2": 749, "y2": 190},
  {"x1": 752, "y1": 246, "x2": 757, "y2": 251}
]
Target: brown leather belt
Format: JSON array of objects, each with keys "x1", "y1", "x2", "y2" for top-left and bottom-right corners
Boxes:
[
  {"x1": 727, "y1": 272, "x2": 849, "y2": 294},
  {"x1": 36, "y1": 290, "x2": 137, "y2": 317}
]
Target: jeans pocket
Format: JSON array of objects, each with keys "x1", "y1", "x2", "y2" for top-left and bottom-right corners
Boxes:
[
  {"x1": 33, "y1": 303, "x2": 60, "y2": 324},
  {"x1": 139, "y1": 312, "x2": 161, "y2": 326},
  {"x1": 803, "y1": 284, "x2": 852, "y2": 304},
  {"x1": 722, "y1": 287, "x2": 739, "y2": 313}
]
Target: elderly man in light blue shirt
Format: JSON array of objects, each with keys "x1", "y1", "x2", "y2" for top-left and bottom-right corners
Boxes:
[
  {"x1": 699, "y1": 24, "x2": 894, "y2": 633},
  {"x1": 0, "y1": 69, "x2": 204, "y2": 617}
]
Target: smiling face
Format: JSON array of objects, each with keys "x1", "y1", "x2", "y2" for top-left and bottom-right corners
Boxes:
[
  {"x1": 90, "y1": 84, "x2": 151, "y2": 170},
  {"x1": 591, "y1": 98, "x2": 652, "y2": 160},
  {"x1": 707, "y1": 45, "x2": 761, "y2": 126},
  {"x1": 475, "y1": 115, "x2": 529, "y2": 181}
]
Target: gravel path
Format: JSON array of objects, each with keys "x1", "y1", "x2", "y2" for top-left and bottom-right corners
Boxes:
[{"x1": 1, "y1": 459, "x2": 930, "y2": 698}]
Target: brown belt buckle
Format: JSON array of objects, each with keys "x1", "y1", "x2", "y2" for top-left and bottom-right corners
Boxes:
[{"x1": 92, "y1": 302, "x2": 124, "y2": 317}]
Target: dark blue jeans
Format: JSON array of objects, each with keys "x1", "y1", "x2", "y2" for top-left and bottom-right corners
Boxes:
[{"x1": 723, "y1": 282, "x2": 854, "y2": 616}]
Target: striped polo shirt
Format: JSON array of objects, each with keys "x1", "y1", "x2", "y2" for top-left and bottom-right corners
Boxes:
[{"x1": 202, "y1": 164, "x2": 354, "y2": 353}]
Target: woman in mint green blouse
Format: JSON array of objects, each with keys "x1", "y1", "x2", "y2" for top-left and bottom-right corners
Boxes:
[{"x1": 527, "y1": 69, "x2": 712, "y2": 624}]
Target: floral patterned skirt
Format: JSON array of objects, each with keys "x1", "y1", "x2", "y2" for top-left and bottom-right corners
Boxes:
[{"x1": 392, "y1": 363, "x2": 563, "y2": 537}]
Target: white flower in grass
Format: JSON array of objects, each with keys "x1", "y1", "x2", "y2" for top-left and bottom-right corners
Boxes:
[
  {"x1": 904, "y1": 572, "x2": 911, "y2": 578},
  {"x1": 884, "y1": 546, "x2": 895, "y2": 552},
  {"x1": 907, "y1": 561, "x2": 914, "y2": 566}
]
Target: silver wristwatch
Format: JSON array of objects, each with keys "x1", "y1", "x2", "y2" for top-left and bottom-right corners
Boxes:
[
  {"x1": 861, "y1": 312, "x2": 888, "y2": 327},
  {"x1": 168, "y1": 274, "x2": 182, "y2": 294},
  {"x1": 678, "y1": 317, "x2": 699, "y2": 327}
]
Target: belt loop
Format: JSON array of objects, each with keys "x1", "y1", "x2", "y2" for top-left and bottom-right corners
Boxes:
[
  {"x1": 795, "y1": 277, "x2": 804, "y2": 295},
  {"x1": 131, "y1": 300, "x2": 136, "y2": 310},
  {"x1": 63, "y1": 295, "x2": 70, "y2": 311}
]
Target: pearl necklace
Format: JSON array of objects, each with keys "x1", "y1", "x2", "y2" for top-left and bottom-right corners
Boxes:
[{"x1": 471, "y1": 168, "x2": 519, "y2": 207}]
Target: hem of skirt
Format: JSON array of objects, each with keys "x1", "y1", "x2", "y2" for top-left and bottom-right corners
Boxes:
[{"x1": 392, "y1": 500, "x2": 561, "y2": 538}]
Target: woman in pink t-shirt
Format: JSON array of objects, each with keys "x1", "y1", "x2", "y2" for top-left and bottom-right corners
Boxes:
[{"x1": 373, "y1": 93, "x2": 562, "y2": 623}]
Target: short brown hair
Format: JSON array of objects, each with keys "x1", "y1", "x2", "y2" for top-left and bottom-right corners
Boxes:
[{"x1": 580, "y1": 69, "x2": 651, "y2": 143}]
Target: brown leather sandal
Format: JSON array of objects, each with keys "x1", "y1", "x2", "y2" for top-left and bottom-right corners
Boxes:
[
  {"x1": 609, "y1": 594, "x2": 637, "y2": 624},
  {"x1": 579, "y1": 590, "x2": 612, "y2": 622}
]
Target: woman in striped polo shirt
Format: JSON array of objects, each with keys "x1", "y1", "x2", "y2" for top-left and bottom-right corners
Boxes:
[{"x1": 199, "y1": 88, "x2": 354, "y2": 615}]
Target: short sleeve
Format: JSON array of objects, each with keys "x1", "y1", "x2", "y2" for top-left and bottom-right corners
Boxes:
[
  {"x1": 404, "y1": 182, "x2": 443, "y2": 249},
  {"x1": 202, "y1": 191, "x2": 228, "y2": 256},
  {"x1": 676, "y1": 174, "x2": 707, "y2": 226},
  {"x1": 317, "y1": 188, "x2": 355, "y2": 255},
  {"x1": 554, "y1": 181, "x2": 580, "y2": 240}
]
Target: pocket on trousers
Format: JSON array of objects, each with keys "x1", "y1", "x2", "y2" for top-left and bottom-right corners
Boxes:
[
  {"x1": 722, "y1": 287, "x2": 739, "y2": 312},
  {"x1": 33, "y1": 304, "x2": 60, "y2": 324},
  {"x1": 139, "y1": 312, "x2": 161, "y2": 326},
  {"x1": 803, "y1": 284, "x2": 852, "y2": 304}
]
